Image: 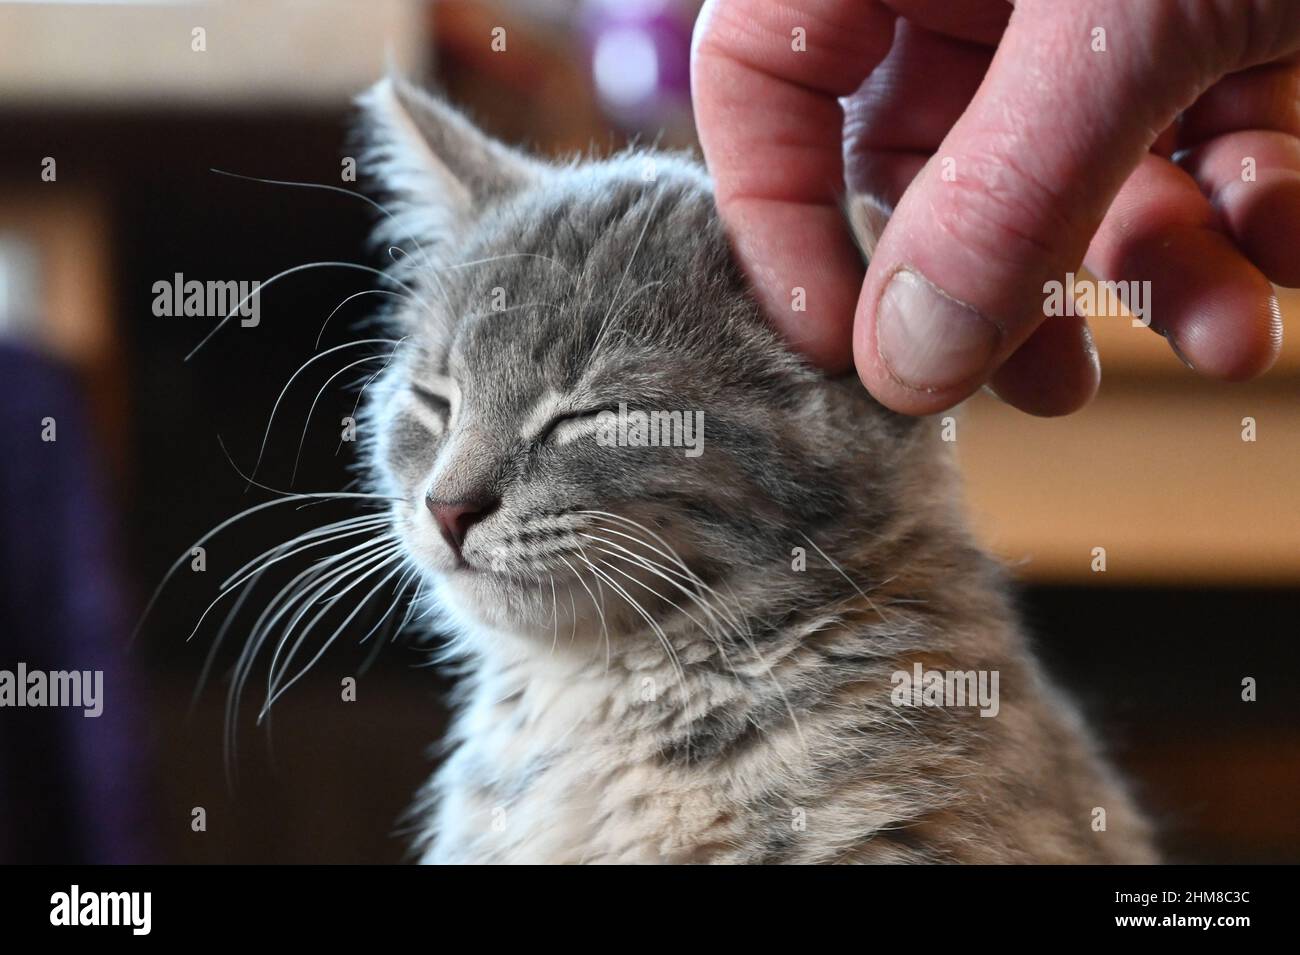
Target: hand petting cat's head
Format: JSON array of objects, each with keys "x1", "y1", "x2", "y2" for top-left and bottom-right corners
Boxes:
[{"x1": 358, "y1": 77, "x2": 927, "y2": 654}]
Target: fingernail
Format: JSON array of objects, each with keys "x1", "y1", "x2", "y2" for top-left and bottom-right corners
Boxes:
[{"x1": 876, "y1": 269, "x2": 1000, "y2": 391}]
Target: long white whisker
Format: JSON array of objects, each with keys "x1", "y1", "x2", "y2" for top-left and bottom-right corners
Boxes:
[
  {"x1": 290, "y1": 350, "x2": 397, "y2": 485},
  {"x1": 263, "y1": 539, "x2": 402, "y2": 702},
  {"x1": 220, "y1": 514, "x2": 391, "y2": 589},
  {"x1": 580, "y1": 511, "x2": 746, "y2": 634},
  {"x1": 186, "y1": 262, "x2": 428, "y2": 361},
  {"x1": 130, "y1": 491, "x2": 393, "y2": 648},
  {"x1": 224, "y1": 534, "x2": 381, "y2": 784},
  {"x1": 207, "y1": 168, "x2": 435, "y2": 269},
  {"x1": 578, "y1": 553, "x2": 684, "y2": 688},
  {"x1": 444, "y1": 251, "x2": 572, "y2": 278},
  {"x1": 316, "y1": 289, "x2": 405, "y2": 349},
  {"x1": 245, "y1": 338, "x2": 396, "y2": 487},
  {"x1": 333, "y1": 336, "x2": 410, "y2": 458},
  {"x1": 263, "y1": 548, "x2": 407, "y2": 715},
  {"x1": 361, "y1": 562, "x2": 419, "y2": 649},
  {"x1": 549, "y1": 574, "x2": 560, "y2": 656},
  {"x1": 594, "y1": 188, "x2": 664, "y2": 346},
  {"x1": 579, "y1": 554, "x2": 697, "y2": 762},
  {"x1": 213, "y1": 434, "x2": 403, "y2": 505},
  {"x1": 234, "y1": 534, "x2": 391, "y2": 715},
  {"x1": 357, "y1": 562, "x2": 420, "y2": 676},
  {"x1": 579, "y1": 532, "x2": 735, "y2": 636},
  {"x1": 557, "y1": 552, "x2": 610, "y2": 671},
  {"x1": 581, "y1": 539, "x2": 721, "y2": 640},
  {"x1": 798, "y1": 531, "x2": 892, "y2": 623},
  {"x1": 192, "y1": 536, "x2": 294, "y2": 713},
  {"x1": 185, "y1": 516, "x2": 391, "y2": 643},
  {"x1": 580, "y1": 518, "x2": 805, "y2": 757}
]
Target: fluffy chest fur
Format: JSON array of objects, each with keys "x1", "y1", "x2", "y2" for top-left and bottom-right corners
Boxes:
[
  {"x1": 423, "y1": 641, "x2": 747, "y2": 864},
  {"x1": 417, "y1": 579, "x2": 1154, "y2": 865}
]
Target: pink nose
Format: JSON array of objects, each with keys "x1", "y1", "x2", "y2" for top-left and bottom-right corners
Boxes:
[{"x1": 425, "y1": 495, "x2": 495, "y2": 557}]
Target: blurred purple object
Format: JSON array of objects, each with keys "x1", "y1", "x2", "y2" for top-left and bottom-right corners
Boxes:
[
  {"x1": 580, "y1": 0, "x2": 694, "y2": 129},
  {"x1": 0, "y1": 342, "x2": 150, "y2": 863}
]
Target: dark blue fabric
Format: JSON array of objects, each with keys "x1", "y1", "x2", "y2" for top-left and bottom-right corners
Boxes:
[{"x1": 0, "y1": 341, "x2": 147, "y2": 862}]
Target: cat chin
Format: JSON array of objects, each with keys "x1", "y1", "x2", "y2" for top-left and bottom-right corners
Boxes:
[
  {"x1": 431, "y1": 568, "x2": 639, "y2": 653},
  {"x1": 432, "y1": 569, "x2": 560, "y2": 639}
]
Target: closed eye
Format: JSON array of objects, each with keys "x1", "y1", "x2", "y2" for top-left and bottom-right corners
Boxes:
[
  {"x1": 539, "y1": 406, "x2": 618, "y2": 445},
  {"x1": 411, "y1": 383, "x2": 451, "y2": 417}
]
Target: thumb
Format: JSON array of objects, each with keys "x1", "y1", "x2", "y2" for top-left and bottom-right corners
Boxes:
[{"x1": 855, "y1": 0, "x2": 1216, "y2": 413}]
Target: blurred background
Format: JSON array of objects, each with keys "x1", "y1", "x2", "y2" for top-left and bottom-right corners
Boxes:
[{"x1": 0, "y1": 0, "x2": 1295, "y2": 864}]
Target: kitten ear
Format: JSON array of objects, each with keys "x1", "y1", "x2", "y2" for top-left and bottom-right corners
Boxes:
[{"x1": 356, "y1": 75, "x2": 538, "y2": 246}]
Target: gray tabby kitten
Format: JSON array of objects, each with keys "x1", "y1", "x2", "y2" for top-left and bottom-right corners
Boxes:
[{"x1": 357, "y1": 78, "x2": 1155, "y2": 864}]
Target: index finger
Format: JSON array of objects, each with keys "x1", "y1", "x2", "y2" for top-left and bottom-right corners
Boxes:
[{"x1": 690, "y1": 0, "x2": 895, "y2": 370}]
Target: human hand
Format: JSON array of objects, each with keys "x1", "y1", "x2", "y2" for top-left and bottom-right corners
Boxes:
[{"x1": 691, "y1": 0, "x2": 1300, "y2": 415}]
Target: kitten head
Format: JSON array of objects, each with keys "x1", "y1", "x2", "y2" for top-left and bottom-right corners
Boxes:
[{"x1": 357, "y1": 78, "x2": 931, "y2": 654}]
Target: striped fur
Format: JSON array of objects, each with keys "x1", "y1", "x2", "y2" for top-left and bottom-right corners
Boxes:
[{"x1": 356, "y1": 79, "x2": 1155, "y2": 864}]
